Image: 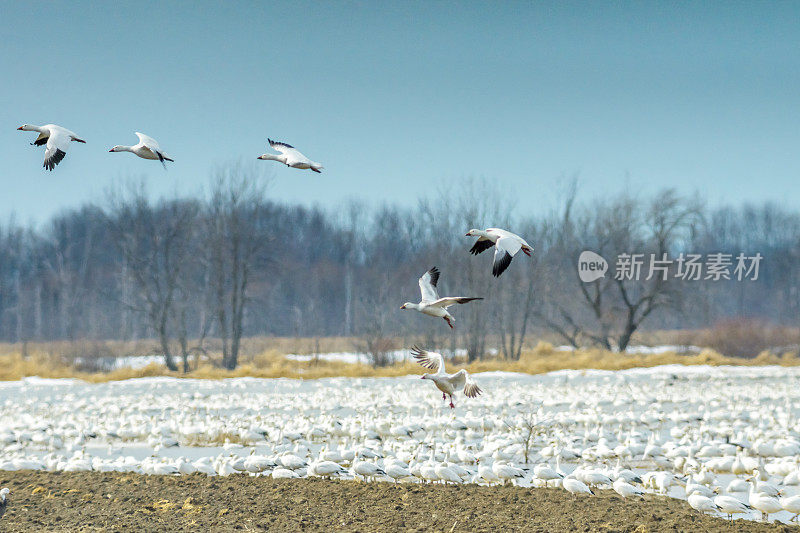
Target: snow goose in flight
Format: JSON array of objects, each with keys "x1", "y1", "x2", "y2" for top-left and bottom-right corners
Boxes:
[
  {"x1": 257, "y1": 139, "x2": 323, "y2": 173},
  {"x1": 400, "y1": 267, "x2": 482, "y2": 329},
  {"x1": 465, "y1": 228, "x2": 533, "y2": 277},
  {"x1": 411, "y1": 346, "x2": 481, "y2": 408},
  {"x1": 17, "y1": 123, "x2": 86, "y2": 170},
  {"x1": 109, "y1": 132, "x2": 173, "y2": 168}
]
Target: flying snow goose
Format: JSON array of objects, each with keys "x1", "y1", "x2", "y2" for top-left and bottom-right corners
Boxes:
[
  {"x1": 400, "y1": 267, "x2": 482, "y2": 329},
  {"x1": 465, "y1": 228, "x2": 533, "y2": 277},
  {"x1": 257, "y1": 139, "x2": 323, "y2": 173},
  {"x1": 109, "y1": 132, "x2": 174, "y2": 168},
  {"x1": 17, "y1": 123, "x2": 86, "y2": 170},
  {"x1": 411, "y1": 346, "x2": 481, "y2": 408}
]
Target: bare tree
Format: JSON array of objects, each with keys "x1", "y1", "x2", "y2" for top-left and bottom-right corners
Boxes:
[
  {"x1": 204, "y1": 165, "x2": 272, "y2": 370},
  {"x1": 504, "y1": 406, "x2": 544, "y2": 464},
  {"x1": 494, "y1": 220, "x2": 542, "y2": 360},
  {"x1": 107, "y1": 184, "x2": 199, "y2": 371},
  {"x1": 537, "y1": 189, "x2": 702, "y2": 351}
]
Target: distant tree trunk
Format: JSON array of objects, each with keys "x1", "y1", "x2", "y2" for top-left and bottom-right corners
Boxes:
[
  {"x1": 106, "y1": 182, "x2": 198, "y2": 372},
  {"x1": 33, "y1": 282, "x2": 42, "y2": 340},
  {"x1": 497, "y1": 265, "x2": 536, "y2": 360},
  {"x1": 14, "y1": 270, "x2": 23, "y2": 344},
  {"x1": 155, "y1": 309, "x2": 177, "y2": 371},
  {"x1": 344, "y1": 264, "x2": 353, "y2": 336},
  {"x1": 205, "y1": 165, "x2": 271, "y2": 371}
]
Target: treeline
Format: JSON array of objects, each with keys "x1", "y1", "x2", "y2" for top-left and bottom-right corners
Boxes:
[{"x1": 1, "y1": 168, "x2": 799, "y2": 369}]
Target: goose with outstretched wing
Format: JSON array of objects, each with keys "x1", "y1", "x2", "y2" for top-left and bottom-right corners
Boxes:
[
  {"x1": 17, "y1": 123, "x2": 86, "y2": 171},
  {"x1": 465, "y1": 227, "x2": 533, "y2": 277},
  {"x1": 411, "y1": 346, "x2": 482, "y2": 408},
  {"x1": 400, "y1": 267, "x2": 482, "y2": 329},
  {"x1": 258, "y1": 139, "x2": 323, "y2": 173},
  {"x1": 109, "y1": 132, "x2": 174, "y2": 168}
]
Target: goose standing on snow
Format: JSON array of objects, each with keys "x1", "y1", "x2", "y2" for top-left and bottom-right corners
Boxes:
[
  {"x1": 780, "y1": 494, "x2": 800, "y2": 522},
  {"x1": 17, "y1": 123, "x2": 86, "y2": 170},
  {"x1": 411, "y1": 346, "x2": 481, "y2": 408},
  {"x1": 400, "y1": 267, "x2": 482, "y2": 329},
  {"x1": 714, "y1": 495, "x2": 753, "y2": 521},
  {"x1": 257, "y1": 139, "x2": 323, "y2": 173},
  {"x1": 465, "y1": 228, "x2": 533, "y2": 277},
  {"x1": 109, "y1": 132, "x2": 174, "y2": 168}
]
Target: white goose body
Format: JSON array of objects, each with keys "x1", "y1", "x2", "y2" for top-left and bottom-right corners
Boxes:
[
  {"x1": 612, "y1": 478, "x2": 645, "y2": 498},
  {"x1": 352, "y1": 460, "x2": 385, "y2": 481},
  {"x1": 400, "y1": 267, "x2": 482, "y2": 329},
  {"x1": 411, "y1": 346, "x2": 482, "y2": 408},
  {"x1": 780, "y1": 494, "x2": 800, "y2": 521},
  {"x1": 562, "y1": 476, "x2": 593, "y2": 495},
  {"x1": 687, "y1": 493, "x2": 720, "y2": 514},
  {"x1": 0, "y1": 487, "x2": 8, "y2": 519},
  {"x1": 17, "y1": 123, "x2": 86, "y2": 170},
  {"x1": 477, "y1": 463, "x2": 501, "y2": 485},
  {"x1": 434, "y1": 462, "x2": 462, "y2": 484},
  {"x1": 109, "y1": 132, "x2": 173, "y2": 167},
  {"x1": 714, "y1": 495, "x2": 752, "y2": 520},
  {"x1": 465, "y1": 228, "x2": 533, "y2": 277},
  {"x1": 492, "y1": 461, "x2": 525, "y2": 485},
  {"x1": 748, "y1": 479, "x2": 782, "y2": 521},
  {"x1": 385, "y1": 463, "x2": 412, "y2": 483},
  {"x1": 258, "y1": 139, "x2": 323, "y2": 172},
  {"x1": 309, "y1": 460, "x2": 346, "y2": 477}
]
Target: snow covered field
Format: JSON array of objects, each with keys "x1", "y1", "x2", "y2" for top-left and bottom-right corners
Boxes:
[
  {"x1": 98, "y1": 344, "x2": 700, "y2": 369},
  {"x1": 1, "y1": 365, "x2": 799, "y2": 523}
]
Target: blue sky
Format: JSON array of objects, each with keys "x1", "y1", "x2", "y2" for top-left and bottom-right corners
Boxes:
[{"x1": 1, "y1": 1, "x2": 799, "y2": 225}]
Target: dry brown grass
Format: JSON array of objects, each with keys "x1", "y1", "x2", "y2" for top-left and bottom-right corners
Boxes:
[
  {"x1": 1, "y1": 339, "x2": 799, "y2": 383},
  {"x1": 688, "y1": 319, "x2": 800, "y2": 358}
]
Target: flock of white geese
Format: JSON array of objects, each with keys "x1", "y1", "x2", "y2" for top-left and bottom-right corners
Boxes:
[
  {"x1": 15, "y1": 123, "x2": 536, "y2": 409},
  {"x1": 10, "y1": 125, "x2": 797, "y2": 526},
  {"x1": 16, "y1": 124, "x2": 322, "y2": 173},
  {"x1": 1, "y1": 366, "x2": 800, "y2": 524}
]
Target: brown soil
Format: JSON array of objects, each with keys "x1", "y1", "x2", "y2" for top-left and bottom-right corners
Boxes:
[{"x1": 0, "y1": 471, "x2": 792, "y2": 532}]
